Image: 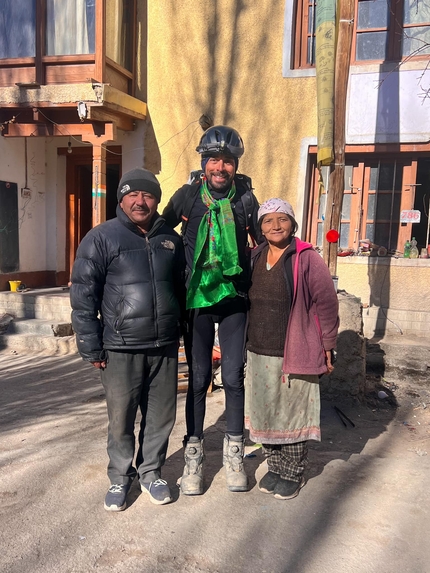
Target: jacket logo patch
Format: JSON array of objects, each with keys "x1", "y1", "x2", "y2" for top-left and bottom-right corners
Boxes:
[
  {"x1": 161, "y1": 240, "x2": 175, "y2": 251},
  {"x1": 121, "y1": 184, "x2": 131, "y2": 194}
]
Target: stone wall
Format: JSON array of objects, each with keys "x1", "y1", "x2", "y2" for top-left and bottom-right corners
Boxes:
[{"x1": 320, "y1": 291, "x2": 366, "y2": 398}]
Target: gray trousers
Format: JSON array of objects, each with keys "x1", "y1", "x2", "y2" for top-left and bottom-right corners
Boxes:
[{"x1": 100, "y1": 343, "x2": 178, "y2": 485}]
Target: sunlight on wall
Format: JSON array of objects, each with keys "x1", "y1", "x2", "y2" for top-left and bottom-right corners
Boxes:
[{"x1": 146, "y1": 0, "x2": 317, "y2": 213}]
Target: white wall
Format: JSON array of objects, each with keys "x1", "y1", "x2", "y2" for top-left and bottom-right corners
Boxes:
[
  {"x1": 117, "y1": 120, "x2": 146, "y2": 172},
  {"x1": 347, "y1": 66, "x2": 430, "y2": 144},
  {"x1": 0, "y1": 136, "x2": 48, "y2": 273},
  {"x1": 0, "y1": 126, "x2": 148, "y2": 277}
]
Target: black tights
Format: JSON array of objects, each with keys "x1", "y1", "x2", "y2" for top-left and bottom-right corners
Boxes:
[{"x1": 184, "y1": 298, "x2": 247, "y2": 438}]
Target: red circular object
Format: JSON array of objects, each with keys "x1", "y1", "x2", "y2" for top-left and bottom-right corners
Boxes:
[{"x1": 326, "y1": 229, "x2": 340, "y2": 243}]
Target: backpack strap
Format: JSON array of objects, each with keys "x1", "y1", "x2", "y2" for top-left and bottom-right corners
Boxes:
[
  {"x1": 236, "y1": 174, "x2": 258, "y2": 246},
  {"x1": 180, "y1": 179, "x2": 201, "y2": 236}
]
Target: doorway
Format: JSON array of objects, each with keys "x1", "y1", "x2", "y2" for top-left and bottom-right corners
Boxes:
[{"x1": 60, "y1": 146, "x2": 121, "y2": 281}]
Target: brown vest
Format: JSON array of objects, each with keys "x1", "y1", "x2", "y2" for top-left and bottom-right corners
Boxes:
[{"x1": 247, "y1": 247, "x2": 290, "y2": 357}]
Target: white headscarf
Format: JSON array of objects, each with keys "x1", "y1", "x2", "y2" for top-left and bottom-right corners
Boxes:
[{"x1": 257, "y1": 198, "x2": 295, "y2": 223}]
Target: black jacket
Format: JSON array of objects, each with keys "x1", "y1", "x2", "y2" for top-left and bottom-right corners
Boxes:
[
  {"x1": 162, "y1": 174, "x2": 261, "y2": 294},
  {"x1": 70, "y1": 206, "x2": 185, "y2": 362}
]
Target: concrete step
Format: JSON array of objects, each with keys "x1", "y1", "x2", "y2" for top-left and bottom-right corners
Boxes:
[
  {"x1": 6, "y1": 318, "x2": 73, "y2": 337},
  {"x1": 0, "y1": 314, "x2": 76, "y2": 355},
  {"x1": 0, "y1": 332, "x2": 77, "y2": 355},
  {"x1": 0, "y1": 288, "x2": 72, "y2": 322},
  {"x1": 366, "y1": 335, "x2": 430, "y2": 380}
]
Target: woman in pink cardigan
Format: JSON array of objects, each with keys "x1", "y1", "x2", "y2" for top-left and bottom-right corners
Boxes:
[{"x1": 245, "y1": 198, "x2": 339, "y2": 500}]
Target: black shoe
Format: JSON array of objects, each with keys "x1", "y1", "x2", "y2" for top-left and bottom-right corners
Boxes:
[
  {"x1": 273, "y1": 476, "x2": 306, "y2": 500},
  {"x1": 104, "y1": 483, "x2": 130, "y2": 511},
  {"x1": 258, "y1": 471, "x2": 280, "y2": 494}
]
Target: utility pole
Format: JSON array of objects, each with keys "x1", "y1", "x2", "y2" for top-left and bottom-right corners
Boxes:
[{"x1": 323, "y1": 0, "x2": 355, "y2": 277}]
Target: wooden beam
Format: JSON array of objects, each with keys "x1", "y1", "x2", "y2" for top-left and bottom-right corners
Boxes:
[
  {"x1": 95, "y1": 0, "x2": 106, "y2": 83},
  {"x1": 81, "y1": 127, "x2": 117, "y2": 228},
  {"x1": 0, "y1": 102, "x2": 82, "y2": 109},
  {"x1": 323, "y1": 0, "x2": 355, "y2": 276},
  {"x1": 4, "y1": 122, "x2": 117, "y2": 138},
  {"x1": 101, "y1": 85, "x2": 147, "y2": 119},
  {"x1": 35, "y1": 0, "x2": 44, "y2": 85},
  {"x1": 309, "y1": 142, "x2": 430, "y2": 154},
  {"x1": 86, "y1": 106, "x2": 134, "y2": 131}
]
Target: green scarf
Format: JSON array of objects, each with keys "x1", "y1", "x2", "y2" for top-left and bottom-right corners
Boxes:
[{"x1": 186, "y1": 177, "x2": 242, "y2": 309}]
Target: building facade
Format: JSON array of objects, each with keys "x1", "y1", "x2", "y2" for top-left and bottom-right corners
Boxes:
[{"x1": 1, "y1": 1, "x2": 429, "y2": 339}]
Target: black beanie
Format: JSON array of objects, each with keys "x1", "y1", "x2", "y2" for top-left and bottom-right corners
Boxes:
[{"x1": 117, "y1": 168, "x2": 162, "y2": 203}]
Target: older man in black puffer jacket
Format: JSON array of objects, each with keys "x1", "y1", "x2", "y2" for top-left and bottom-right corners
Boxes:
[{"x1": 70, "y1": 167, "x2": 185, "y2": 512}]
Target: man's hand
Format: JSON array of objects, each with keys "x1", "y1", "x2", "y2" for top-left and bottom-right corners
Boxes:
[
  {"x1": 91, "y1": 361, "x2": 106, "y2": 369},
  {"x1": 325, "y1": 350, "x2": 335, "y2": 375}
]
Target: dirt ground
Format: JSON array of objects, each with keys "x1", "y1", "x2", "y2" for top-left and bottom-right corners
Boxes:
[{"x1": 1, "y1": 350, "x2": 430, "y2": 573}]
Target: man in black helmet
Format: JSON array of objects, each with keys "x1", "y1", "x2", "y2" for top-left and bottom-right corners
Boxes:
[{"x1": 163, "y1": 125, "x2": 261, "y2": 495}]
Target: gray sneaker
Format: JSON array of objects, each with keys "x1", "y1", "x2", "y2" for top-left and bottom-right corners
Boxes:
[
  {"x1": 141, "y1": 479, "x2": 172, "y2": 505},
  {"x1": 104, "y1": 483, "x2": 130, "y2": 512}
]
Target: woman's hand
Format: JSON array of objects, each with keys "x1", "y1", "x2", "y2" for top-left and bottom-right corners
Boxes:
[
  {"x1": 325, "y1": 350, "x2": 335, "y2": 375},
  {"x1": 92, "y1": 361, "x2": 106, "y2": 370}
]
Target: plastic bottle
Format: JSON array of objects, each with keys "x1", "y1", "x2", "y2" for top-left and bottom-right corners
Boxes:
[
  {"x1": 410, "y1": 237, "x2": 419, "y2": 259},
  {"x1": 403, "y1": 240, "x2": 411, "y2": 258}
]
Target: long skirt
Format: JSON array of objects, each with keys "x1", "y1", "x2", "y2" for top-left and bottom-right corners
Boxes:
[{"x1": 244, "y1": 350, "x2": 321, "y2": 445}]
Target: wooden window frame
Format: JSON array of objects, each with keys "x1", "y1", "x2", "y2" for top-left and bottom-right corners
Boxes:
[
  {"x1": 293, "y1": 0, "x2": 317, "y2": 69},
  {"x1": 293, "y1": 0, "x2": 430, "y2": 70},
  {"x1": 0, "y1": 0, "x2": 136, "y2": 94},
  {"x1": 306, "y1": 145, "x2": 427, "y2": 252}
]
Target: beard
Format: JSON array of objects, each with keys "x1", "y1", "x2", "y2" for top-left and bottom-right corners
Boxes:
[{"x1": 206, "y1": 171, "x2": 234, "y2": 193}]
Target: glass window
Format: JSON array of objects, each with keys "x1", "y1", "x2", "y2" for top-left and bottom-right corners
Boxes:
[
  {"x1": 357, "y1": 0, "x2": 389, "y2": 28},
  {"x1": 294, "y1": 0, "x2": 430, "y2": 68},
  {"x1": 378, "y1": 163, "x2": 395, "y2": 190},
  {"x1": 344, "y1": 165, "x2": 353, "y2": 190},
  {"x1": 308, "y1": 155, "x2": 418, "y2": 252},
  {"x1": 340, "y1": 223, "x2": 350, "y2": 248},
  {"x1": 46, "y1": 0, "x2": 96, "y2": 56},
  {"x1": 318, "y1": 193, "x2": 327, "y2": 219},
  {"x1": 341, "y1": 194, "x2": 352, "y2": 220},
  {"x1": 376, "y1": 192, "x2": 393, "y2": 219},
  {"x1": 106, "y1": 0, "x2": 134, "y2": 71},
  {"x1": 356, "y1": 31, "x2": 388, "y2": 60},
  {"x1": 308, "y1": 3, "x2": 316, "y2": 32},
  {"x1": 366, "y1": 223, "x2": 375, "y2": 242},
  {"x1": 369, "y1": 165, "x2": 379, "y2": 190},
  {"x1": 404, "y1": 0, "x2": 430, "y2": 24},
  {"x1": 367, "y1": 193, "x2": 376, "y2": 220},
  {"x1": 402, "y1": 26, "x2": 430, "y2": 56},
  {"x1": 307, "y1": 37, "x2": 316, "y2": 65},
  {"x1": 317, "y1": 222, "x2": 324, "y2": 246},
  {"x1": 0, "y1": 0, "x2": 36, "y2": 58}
]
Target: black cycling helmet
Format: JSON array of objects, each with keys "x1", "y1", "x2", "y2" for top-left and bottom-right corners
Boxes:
[{"x1": 196, "y1": 125, "x2": 244, "y2": 158}]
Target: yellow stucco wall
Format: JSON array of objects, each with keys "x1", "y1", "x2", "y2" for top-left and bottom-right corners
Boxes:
[
  {"x1": 337, "y1": 257, "x2": 430, "y2": 337},
  {"x1": 338, "y1": 258, "x2": 430, "y2": 310},
  {"x1": 145, "y1": 0, "x2": 316, "y2": 210}
]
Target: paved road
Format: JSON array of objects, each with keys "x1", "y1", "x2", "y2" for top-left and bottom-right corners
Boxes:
[{"x1": 1, "y1": 350, "x2": 429, "y2": 573}]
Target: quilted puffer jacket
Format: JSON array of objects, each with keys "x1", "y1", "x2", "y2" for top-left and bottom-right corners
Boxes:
[{"x1": 70, "y1": 206, "x2": 185, "y2": 362}]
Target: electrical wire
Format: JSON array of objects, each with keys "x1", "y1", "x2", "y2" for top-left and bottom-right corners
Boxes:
[
  {"x1": 160, "y1": 125, "x2": 200, "y2": 184},
  {"x1": 18, "y1": 107, "x2": 202, "y2": 186},
  {"x1": 159, "y1": 120, "x2": 199, "y2": 148},
  {"x1": 32, "y1": 107, "x2": 201, "y2": 164}
]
